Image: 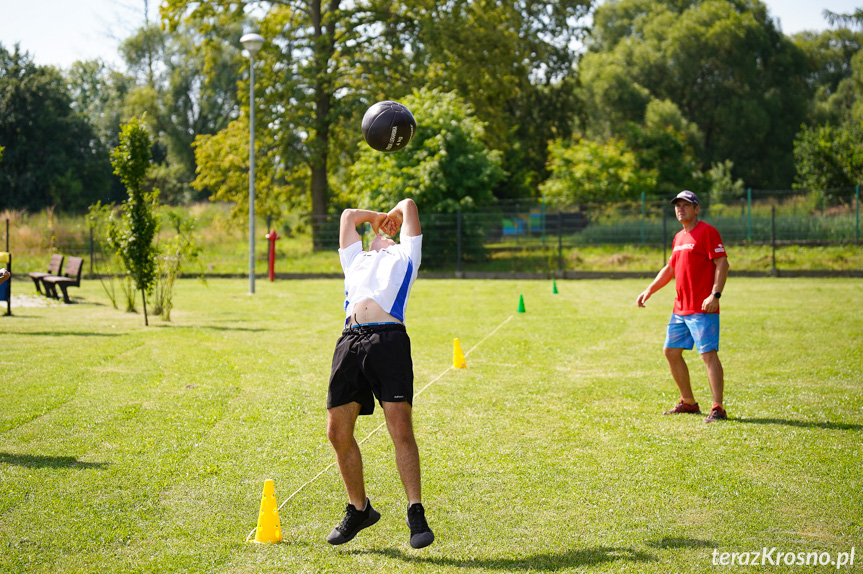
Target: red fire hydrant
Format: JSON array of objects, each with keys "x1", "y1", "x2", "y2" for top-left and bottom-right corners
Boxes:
[{"x1": 265, "y1": 230, "x2": 280, "y2": 281}]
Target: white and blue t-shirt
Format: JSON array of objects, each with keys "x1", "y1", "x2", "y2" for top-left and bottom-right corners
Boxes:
[{"x1": 338, "y1": 234, "x2": 422, "y2": 323}]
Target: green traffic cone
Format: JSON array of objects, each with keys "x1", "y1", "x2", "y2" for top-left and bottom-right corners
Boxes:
[
  {"x1": 517, "y1": 294, "x2": 526, "y2": 313},
  {"x1": 552, "y1": 279, "x2": 558, "y2": 294}
]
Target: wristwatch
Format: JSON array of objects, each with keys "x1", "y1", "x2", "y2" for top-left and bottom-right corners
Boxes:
[{"x1": 713, "y1": 292, "x2": 722, "y2": 299}]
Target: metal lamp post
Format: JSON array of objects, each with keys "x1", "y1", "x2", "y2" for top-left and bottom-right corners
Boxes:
[{"x1": 240, "y1": 33, "x2": 265, "y2": 294}]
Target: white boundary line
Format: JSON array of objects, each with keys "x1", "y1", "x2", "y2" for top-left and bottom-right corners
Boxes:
[{"x1": 245, "y1": 314, "x2": 514, "y2": 542}]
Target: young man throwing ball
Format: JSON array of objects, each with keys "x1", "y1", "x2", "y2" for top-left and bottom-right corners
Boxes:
[
  {"x1": 326, "y1": 198, "x2": 434, "y2": 549},
  {"x1": 637, "y1": 190, "x2": 730, "y2": 423}
]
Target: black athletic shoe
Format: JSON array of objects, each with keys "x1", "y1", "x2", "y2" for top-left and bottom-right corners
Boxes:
[
  {"x1": 406, "y1": 503, "x2": 434, "y2": 549},
  {"x1": 327, "y1": 499, "x2": 380, "y2": 545}
]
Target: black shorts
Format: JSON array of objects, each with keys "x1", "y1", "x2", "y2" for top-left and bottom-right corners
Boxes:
[{"x1": 327, "y1": 323, "x2": 414, "y2": 415}]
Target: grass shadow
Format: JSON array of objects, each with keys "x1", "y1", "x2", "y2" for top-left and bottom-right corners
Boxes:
[
  {"x1": 645, "y1": 537, "x2": 714, "y2": 549},
  {"x1": 0, "y1": 452, "x2": 109, "y2": 469},
  {"x1": 349, "y1": 546, "x2": 655, "y2": 570},
  {"x1": 731, "y1": 418, "x2": 863, "y2": 431}
]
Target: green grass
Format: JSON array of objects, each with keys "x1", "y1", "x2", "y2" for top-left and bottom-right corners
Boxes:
[{"x1": 1, "y1": 277, "x2": 861, "y2": 573}]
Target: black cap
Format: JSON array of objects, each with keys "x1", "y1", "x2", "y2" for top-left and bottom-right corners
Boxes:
[{"x1": 671, "y1": 190, "x2": 699, "y2": 205}]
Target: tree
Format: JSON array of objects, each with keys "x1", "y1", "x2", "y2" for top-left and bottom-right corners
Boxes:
[
  {"x1": 66, "y1": 59, "x2": 135, "y2": 204},
  {"x1": 622, "y1": 99, "x2": 705, "y2": 198},
  {"x1": 539, "y1": 136, "x2": 657, "y2": 205},
  {"x1": 109, "y1": 117, "x2": 160, "y2": 326},
  {"x1": 403, "y1": 0, "x2": 591, "y2": 198},
  {"x1": 0, "y1": 44, "x2": 113, "y2": 211},
  {"x1": 577, "y1": 0, "x2": 810, "y2": 189},
  {"x1": 793, "y1": 122, "x2": 863, "y2": 196},
  {"x1": 162, "y1": 0, "x2": 592, "y2": 246},
  {"x1": 792, "y1": 28, "x2": 863, "y2": 127},
  {"x1": 120, "y1": 21, "x2": 241, "y2": 203}
]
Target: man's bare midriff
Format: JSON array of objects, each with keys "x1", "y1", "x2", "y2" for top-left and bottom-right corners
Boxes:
[{"x1": 349, "y1": 298, "x2": 402, "y2": 326}]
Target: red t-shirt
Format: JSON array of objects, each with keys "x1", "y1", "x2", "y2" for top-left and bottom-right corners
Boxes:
[{"x1": 669, "y1": 221, "x2": 726, "y2": 315}]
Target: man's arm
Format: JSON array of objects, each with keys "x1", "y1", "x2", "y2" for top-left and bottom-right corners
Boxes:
[
  {"x1": 339, "y1": 209, "x2": 389, "y2": 249},
  {"x1": 701, "y1": 256, "x2": 729, "y2": 312},
  {"x1": 387, "y1": 198, "x2": 421, "y2": 238},
  {"x1": 637, "y1": 264, "x2": 674, "y2": 307}
]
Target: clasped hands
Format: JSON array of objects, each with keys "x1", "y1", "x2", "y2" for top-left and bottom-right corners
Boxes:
[{"x1": 371, "y1": 207, "x2": 404, "y2": 238}]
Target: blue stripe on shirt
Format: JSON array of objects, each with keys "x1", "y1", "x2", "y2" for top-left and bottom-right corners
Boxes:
[{"x1": 390, "y1": 259, "x2": 413, "y2": 322}]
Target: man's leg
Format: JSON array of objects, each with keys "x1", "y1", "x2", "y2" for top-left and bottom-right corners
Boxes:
[
  {"x1": 701, "y1": 350, "x2": 724, "y2": 407},
  {"x1": 381, "y1": 401, "x2": 421, "y2": 504},
  {"x1": 664, "y1": 346, "x2": 697, "y2": 404},
  {"x1": 327, "y1": 402, "x2": 366, "y2": 508}
]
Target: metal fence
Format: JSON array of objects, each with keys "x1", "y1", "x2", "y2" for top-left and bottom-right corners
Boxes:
[
  {"x1": 8, "y1": 186, "x2": 861, "y2": 276},
  {"x1": 303, "y1": 187, "x2": 862, "y2": 273}
]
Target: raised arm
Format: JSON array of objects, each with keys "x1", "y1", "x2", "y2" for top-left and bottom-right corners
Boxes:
[
  {"x1": 387, "y1": 198, "x2": 421, "y2": 238},
  {"x1": 637, "y1": 264, "x2": 674, "y2": 307},
  {"x1": 339, "y1": 209, "x2": 389, "y2": 249}
]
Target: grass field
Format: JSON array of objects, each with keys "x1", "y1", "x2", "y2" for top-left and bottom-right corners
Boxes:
[{"x1": 1, "y1": 277, "x2": 861, "y2": 573}]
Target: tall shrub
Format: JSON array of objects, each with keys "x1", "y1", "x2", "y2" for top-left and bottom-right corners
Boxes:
[{"x1": 108, "y1": 118, "x2": 159, "y2": 326}]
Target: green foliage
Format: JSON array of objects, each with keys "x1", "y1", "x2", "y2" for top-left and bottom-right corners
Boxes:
[
  {"x1": 120, "y1": 22, "x2": 241, "y2": 204},
  {"x1": 792, "y1": 28, "x2": 863, "y2": 126},
  {"x1": 707, "y1": 159, "x2": 746, "y2": 205},
  {"x1": 579, "y1": 0, "x2": 810, "y2": 189},
  {"x1": 0, "y1": 44, "x2": 113, "y2": 211},
  {"x1": 191, "y1": 115, "x2": 301, "y2": 224},
  {"x1": 540, "y1": 136, "x2": 658, "y2": 205},
  {"x1": 622, "y1": 99, "x2": 706, "y2": 198},
  {"x1": 108, "y1": 118, "x2": 160, "y2": 324},
  {"x1": 152, "y1": 211, "x2": 202, "y2": 321},
  {"x1": 793, "y1": 122, "x2": 863, "y2": 195}
]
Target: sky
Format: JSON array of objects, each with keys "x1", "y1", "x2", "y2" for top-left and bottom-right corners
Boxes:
[{"x1": 0, "y1": 0, "x2": 861, "y2": 71}]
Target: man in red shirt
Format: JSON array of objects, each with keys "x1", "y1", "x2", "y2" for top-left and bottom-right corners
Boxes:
[{"x1": 637, "y1": 190, "x2": 730, "y2": 422}]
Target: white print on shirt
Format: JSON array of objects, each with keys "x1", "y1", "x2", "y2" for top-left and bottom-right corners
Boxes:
[{"x1": 673, "y1": 243, "x2": 695, "y2": 251}]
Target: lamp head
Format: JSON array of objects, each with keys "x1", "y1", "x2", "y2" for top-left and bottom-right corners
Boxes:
[{"x1": 240, "y1": 33, "x2": 265, "y2": 57}]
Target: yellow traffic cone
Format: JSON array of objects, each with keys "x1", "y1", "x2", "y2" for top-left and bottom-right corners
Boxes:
[
  {"x1": 253, "y1": 479, "x2": 283, "y2": 543},
  {"x1": 453, "y1": 338, "x2": 467, "y2": 369}
]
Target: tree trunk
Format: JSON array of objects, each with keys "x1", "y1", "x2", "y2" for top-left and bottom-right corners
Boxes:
[{"x1": 142, "y1": 290, "x2": 149, "y2": 326}]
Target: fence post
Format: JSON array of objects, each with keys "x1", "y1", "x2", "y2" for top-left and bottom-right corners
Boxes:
[
  {"x1": 856, "y1": 185, "x2": 860, "y2": 242},
  {"x1": 456, "y1": 211, "x2": 462, "y2": 277},
  {"x1": 662, "y1": 205, "x2": 667, "y2": 264},
  {"x1": 747, "y1": 187, "x2": 752, "y2": 242},
  {"x1": 541, "y1": 197, "x2": 546, "y2": 246},
  {"x1": 771, "y1": 204, "x2": 777, "y2": 275},
  {"x1": 640, "y1": 191, "x2": 646, "y2": 245},
  {"x1": 557, "y1": 210, "x2": 563, "y2": 274},
  {"x1": 89, "y1": 227, "x2": 95, "y2": 277}
]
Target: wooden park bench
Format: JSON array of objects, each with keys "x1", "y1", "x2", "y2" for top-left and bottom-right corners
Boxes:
[
  {"x1": 42, "y1": 256, "x2": 83, "y2": 304},
  {"x1": 28, "y1": 254, "x2": 64, "y2": 295}
]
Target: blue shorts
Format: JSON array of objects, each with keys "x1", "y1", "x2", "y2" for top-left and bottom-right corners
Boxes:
[{"x1": 664, "y1": 313, "x2": 720, "y2": 354}]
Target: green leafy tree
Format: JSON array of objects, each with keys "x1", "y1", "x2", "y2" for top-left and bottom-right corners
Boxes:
[
  {"x1": 108, "y1": 118, "x2": 160, "y2": 326},
  {"x1": 0, "y1": 44, "x2": 113, "y2": 211},
  {"x1": 191, "y1": 115, "x2": 299, "y2": 223},
  {"x1": 404, "y1": 0, "x2": 591, "y2": 198},
  {"x1": 707, "y1": 159, "x2": 746, "y2": 205},
  {"x1": 540, "y1": 136, "x2": 657, "y2": 205},
  {"x1": 793, "y1": 122, "x2": 863, "y2": 197},
  {"x1": 163, "y1": 0, "x2": 592, "y2": 245},
  {"x1": 578, "y1": 0, "x2": 810, "y2": 189},
  {"x1": 792, "y1": 28, "x2": 863, "y2": 127},
  {"x1": 622, "y1": 99, "x2": 705, "y2": 198},
  {"x1": 120, "y1": 21, "x2": 241, "y2": 203}
]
